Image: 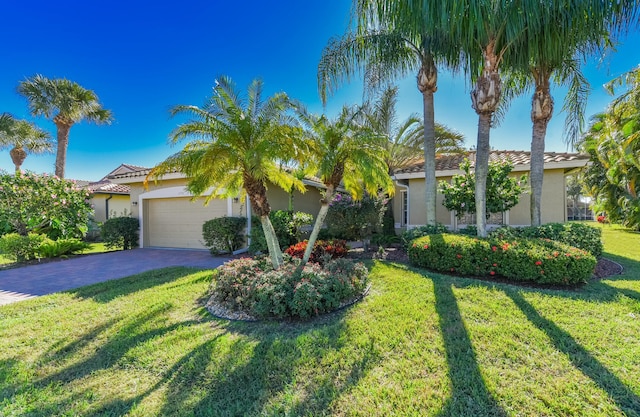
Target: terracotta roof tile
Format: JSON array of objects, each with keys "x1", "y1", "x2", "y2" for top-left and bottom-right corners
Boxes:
[
  {"x1": 83, "y1": 181, "x2": 130, "y2": 194},
  {"x1": 395, "y1": 150, "x2": 590, "y2": 174}
]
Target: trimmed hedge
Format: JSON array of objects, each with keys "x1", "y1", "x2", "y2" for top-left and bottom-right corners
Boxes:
[
  {"x1": 211, "y1": 256, "x2": 369, "y2": 320},
  {"x1": 401, "y1": 223, "x2": 449, "y2": 250},
  {"x1": 101, "y1": 217, "x2": 139, "y2": 250},
  {"x1": 489, "y1": 223, "x2": 603, "y2": 258},
  {"x1": 202, "y1": 216, "x2": 246, "y2": 254},
  {"x1": 408, "y1": 233, "x2": 596, "y2": 285}
]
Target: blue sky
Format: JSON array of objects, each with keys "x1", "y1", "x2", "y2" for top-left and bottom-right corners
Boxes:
[{"x1": 1, "y1": 1, "x2": 638, "y2": 181}]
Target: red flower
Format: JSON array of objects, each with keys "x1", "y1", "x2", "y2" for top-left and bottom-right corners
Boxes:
[
  {"x1": 502, "y1": 243, "x2": 510, "y2": 251},
  {"x1": 535, "y1": 261, "x2": 542, "y2": 266},
  {"x1": 456, "y1": 254, "x2": 462, "y2": 259},
  {"x1": 423, "y1": 244, "x2": 429, "y2": 249},
  {"x1": 492, "y1": 246, "x2": 497, "y2": 252},
  {"x1": 490, "y1": 271, "x2": 496, "y2": 276},
  {"x1": 493, "y1": 263, "x2": 497, "y2": 267}
]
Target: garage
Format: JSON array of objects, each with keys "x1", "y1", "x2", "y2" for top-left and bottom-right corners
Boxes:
[{"x1": 144, "y1": 197, "x2": 228, "y2": 249}]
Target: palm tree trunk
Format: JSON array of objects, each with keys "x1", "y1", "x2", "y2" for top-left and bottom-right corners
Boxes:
[
  {"x1": 530, "y1": 73, "x2": 554, "y2": 226},
  {"x1": 470, "y1": 43, "x2": 501, "y2": 238},
  {"x1": 418, "y1": 58, "x2": 438, "y2": 225},
  {"x1": 302, "y1": 185, "x2": 335, "y2": 264},
  {"x1": 260, "y1": 215, "x2": 284, "y2": 268},
  {"x1": 9, "y1": 146, "x2": 26, "y2": 174},
  {"x1": 54, "y1": 121, "x2": 72, "y2": 178},
  {"x1": 475, "y1": 113, "x2": 492, "y2": 237}
]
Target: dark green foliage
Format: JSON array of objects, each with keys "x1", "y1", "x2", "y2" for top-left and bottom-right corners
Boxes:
[
  {"x1": 38, "y1": 238, "x2": 89, "y2": 258},
  {"x1": 249, "y1": 210, "x2": 313, "y2": 254},
  {"x1": 325, "y1": 193, "x2": 386, "y2": 241},
  {"x1": 202, "y1": 216, "x2": 247, "y2": 254},
  {"x1": 489, "y1": 222, "x2": 603, "y2": 257},
  {"x1": 212, "y1": 256, "x2": 369, "y2": 319},
  {"x1": 100, "y1": 217, "x2": 139, "y2": 250},
  {"x1": 408, "y1": 233, "x2": 596, "y2": 285},
  {"x1": 401, "y1": 223, "x2": 449, "y2": 249},
  {"x1": 457, "y1": 225, "x2": 478, "y2": 236},
  {"x1": 0, "y1": 233, "x2": 46, "y2": 262}
]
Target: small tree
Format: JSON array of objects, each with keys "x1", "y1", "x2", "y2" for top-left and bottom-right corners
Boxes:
[
  {"x1": 0, "y1": 171, "x2": 93, "y2": 239},
  {"x1": 440, "y1": 159, "x2": 526, "y2": 223}
]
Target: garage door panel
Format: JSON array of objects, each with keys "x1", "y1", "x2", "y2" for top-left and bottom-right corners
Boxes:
[{"x1": 146, "y1": 197, "x2": 227, "y2": 249}]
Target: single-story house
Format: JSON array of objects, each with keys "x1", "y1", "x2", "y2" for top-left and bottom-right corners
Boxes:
[
  {"x1": 391, "y1": 150, "x2": 590, "y2": 230},
  {"x1": 81, "y1": 164, "x2": 145, "y2": 223},
  {"x1": 108, "y1": 168, "x2": 325, "y2": 250}
]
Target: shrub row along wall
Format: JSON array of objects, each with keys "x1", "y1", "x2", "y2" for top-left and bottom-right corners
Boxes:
[{"x1": 408, "y1": 234, "x2": 596, "y2": 285}]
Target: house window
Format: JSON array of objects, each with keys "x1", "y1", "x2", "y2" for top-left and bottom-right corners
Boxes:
[{"x1": 401, "y1": 190, "x2": 408, "y2": 226}]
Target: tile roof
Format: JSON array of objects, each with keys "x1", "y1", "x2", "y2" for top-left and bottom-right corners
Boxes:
[
  {"x1": 102, "y1": 164, "x2": 151, "y2": 180},
  {"x1": 83, "y1": 180, "x2": 130, "y2": 194},
  {"x1": 394, "y1": 150, "x2": 590, "y2": 175}
]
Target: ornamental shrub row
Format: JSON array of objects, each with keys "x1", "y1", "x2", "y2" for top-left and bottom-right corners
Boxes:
[
  {"x1": 489, "y1": 222, "x2": 603, "y2": 257},
  {"x1": 407, "y1": 233, "x2": 596, "y2": 285},
  {"x1": 211, "y1": 256, "x2": 368, "y2": 319},
  {"x1": 284, "y1": 239, "x2": 349, "y2": 264}
]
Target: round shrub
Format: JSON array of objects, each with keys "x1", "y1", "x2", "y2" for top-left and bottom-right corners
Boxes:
[
  {"x1": 101, "y1": 216, "x2": 139, "y2": 250},
  {"x1": 202, "y1": 216, "x2": 246, "y2": 254},
  {"x1": 408, "y1": 233, "x2": 596, "y2": 286},
  {"x1": 0, "y1": 233, "x2": 46, "y2": 262},
  {"x1": 210, "y1": 256, "x2": 369, "y2": 320}
]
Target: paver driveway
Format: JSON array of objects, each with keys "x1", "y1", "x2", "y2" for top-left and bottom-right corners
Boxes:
[{"x1": 0, "y1": 248, "x2": 230, "y2": 306}]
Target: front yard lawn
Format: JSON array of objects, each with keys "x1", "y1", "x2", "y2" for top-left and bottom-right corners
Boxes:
[
  {"x1": 0, "y1": 242, "x2": 114, "y2": 268},
  {"x1": 0, "y1": 224, "x2": 639, "y2": 416}
]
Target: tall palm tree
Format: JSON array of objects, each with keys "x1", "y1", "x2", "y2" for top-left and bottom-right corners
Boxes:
[
  {"x1": 0, "y1": 113, "x2": 52, "y2": 173},
  {"x1": 362, "y1": 85, "x2": 464, "y2": 233},
  {"x1": 148, "y1": 76, "x2": 306, "y2": 269},
  {"x1": 514, "y1": 0, "x2": 638, "y2": 226},
  {"x1": 318, "y1": 4, "x2": 461, "y2": 226},
  {"x1": 298, "y1": 105, "x2": 393, "y2": 264},
  {"x1": 17, "y1": 75, "x2": 112, "y2": 178}
]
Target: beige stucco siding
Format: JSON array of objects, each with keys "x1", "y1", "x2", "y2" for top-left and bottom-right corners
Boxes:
[
  {"x1": 539, "y1": 169, "x2": 567, "y2": 224},
  {"x1": 266, "y1": 187, "x2": 322, "y2": 217},
  {"x1": 91, "y1": 194, "x2": 131, "y2": 223},
  {"x1": 144, "y1": 197, "x2": 227, "y2": 249}
]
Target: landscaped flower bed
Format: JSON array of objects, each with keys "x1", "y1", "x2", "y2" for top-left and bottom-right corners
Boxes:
[
  {"x1": 408, "y1": 233, "x2": 597, "y2": 285},
  {"x1": 209, "y1": 256, "x2": 369, "y2": 320}
]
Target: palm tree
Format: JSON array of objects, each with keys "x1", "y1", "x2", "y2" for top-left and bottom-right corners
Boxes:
[
  {"x1": 514, "y1": 0, "x2": 638, "y2": 226},
  {"x1": 318, "y1": 5, "x2": 461, "y2": 226},
  {"x1": 148, "y1": 76, "x2": 306, "y2": 269},
  {"x1": 0, "y1": 113, "x2": 52, "y2": 173},
  {"x1": 298, "y1": 105, "x2": 394, "y2": 264},
  {"x1": 362, "y1": 85, "x2": 464, "y2": 233},
  {"x1": 17, "y1": 75, "x2": 112, "y2": 178}
]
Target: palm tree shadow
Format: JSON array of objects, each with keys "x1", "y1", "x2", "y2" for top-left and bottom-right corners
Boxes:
[
  {"x1": 505, "y1": 289, "x2": 640, "y2": 415},
  {"x1": 432, "y1": 278, "x2": 507, "y2": 417}
]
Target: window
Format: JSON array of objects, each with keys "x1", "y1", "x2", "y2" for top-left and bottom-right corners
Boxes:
[{"x1": 401, "y1": 190, "x2": 408, "y2": 226}]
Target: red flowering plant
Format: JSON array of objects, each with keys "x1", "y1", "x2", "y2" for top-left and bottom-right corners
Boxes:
[
  {"x1": 285, "y1": 239, "x2": 349, "y2": 264},
  {"x1": 597, "y1": 215, "x2": 607, "y2": 224}
]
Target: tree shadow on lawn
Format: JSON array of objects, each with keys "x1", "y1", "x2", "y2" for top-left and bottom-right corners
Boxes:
[
  {"x1": 70, "y1": 266, "x2": 212, "y2": 303},
  {"x1": 6, "y1": 301, "x2": 378, "y2": 416},
  {"x1": 432, "y1": 277, "x2": 507, "y2": 417},
  {"x1": 505, "y1": 288, "x2": 640, "y2": 416}
]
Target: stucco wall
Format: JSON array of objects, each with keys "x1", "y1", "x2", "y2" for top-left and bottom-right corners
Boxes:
[
  {"x1": 266, "y1": 186, "x2": 322, "y2": 218},
  {"x1": 91, "y1": 194, "x2": 131, "y2": 223}
]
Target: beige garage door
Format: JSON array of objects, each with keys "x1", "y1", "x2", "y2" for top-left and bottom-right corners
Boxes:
[{"x1": 146, "y1": 197, "x2": 227, "y2": 249}]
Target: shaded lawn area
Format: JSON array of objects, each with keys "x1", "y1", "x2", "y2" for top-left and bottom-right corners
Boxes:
[{"x1": 0, "y1": 226, "x2": 639, "y2": 416}]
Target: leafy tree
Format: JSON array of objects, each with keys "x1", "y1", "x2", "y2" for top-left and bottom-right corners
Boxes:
[
  {"x1": 581, "y1": 66, "x2": 640, "y2": 230},
  {"x1": 0, "y1": 113, "x2": 52, "y2": 173},
  {"x1": 149, "y1": 76, "x2": 306, "y2": 268},
  {"x1": 0, "y1": 171, "x2": 93, "y2": 238},
  {"x1": 298, "y1": 105, "x2": 393, "y2": 264},
  {"x1": 17, "y1": 75, "x2": 112, "y2": 178},
  {"x1": 439, "y1": 159, "x2": 526, "y2": 224},
  {"x1": 318, "y1": 3, "x2": 462, "y2": 226}
]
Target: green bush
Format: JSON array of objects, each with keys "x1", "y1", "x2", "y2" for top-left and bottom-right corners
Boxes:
[
  {"x1": 325, "y1": 193, "x2": 386, "y2": 242},
  {"x1": 101, "y1": 217, "x2": 139, "y2": 250},
  {"x1": 0, "y1": 233, "x2": 46, "y2": 262},
  {"x1": 401, "y1": 223, "x2": 449, "y2": 250},
  {"x1": 38, "y1": 238, "x2": 90, "y2": 258},
  {"x1": 407, "y1": 233, "x2": 596, "y2": 286},
  {"x1": 202, "y1": 216, "x2": 247, "y2": 254},
  {"x1": 489, "y1": 222, "x2": 603, "y2": 257},
  {"x1": 211, "y1": 256, "x2": 369, "y2": 320},
  {"x1": 249, "y1": 210, "x2": 313, "y2": 254}
]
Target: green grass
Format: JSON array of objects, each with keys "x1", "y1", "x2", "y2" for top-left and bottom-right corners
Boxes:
[{"x1": 1, "y1": 225, "x2": 639, "y2": 416}]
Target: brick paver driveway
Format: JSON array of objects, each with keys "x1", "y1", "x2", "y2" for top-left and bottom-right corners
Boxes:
[{"x1": 0, "y1": 248, "x2": 230, "y2": 306}]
